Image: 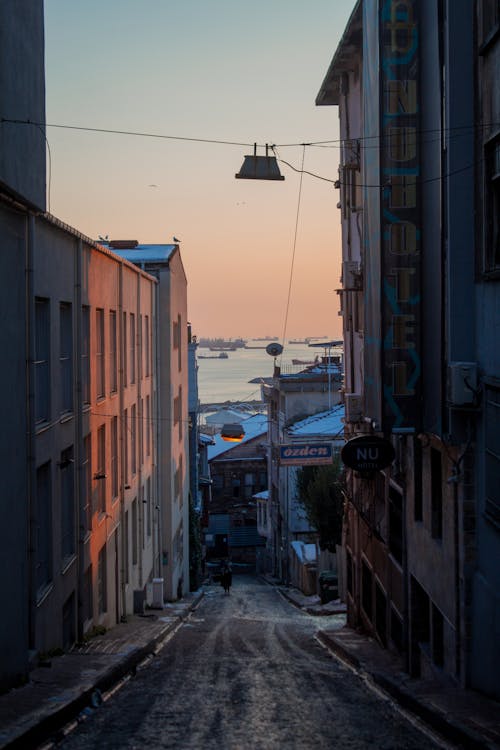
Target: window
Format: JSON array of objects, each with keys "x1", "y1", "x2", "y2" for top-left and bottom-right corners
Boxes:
[
  {"x1": 146, "y1": 395, "x2": 151, "y2": 456},
  {"x1": 174, "y1": 458, "x2": 182, "y2": 502},
  {"x1": 173, "y1": 314, "x2": 182, "y2": 370},
  {"x1": 144, "y1": 315, "x2": 150, "y2": 377},
  {"x1": 485, "y1": 385, "x2": 500, "y2": 525},
  {"x1": 388, "y1": 486, "x2": 403, "y2": 564},
  {"x1": 35, "y1": 298, "x2": 50, "y2": 424},
  {"x1": 132, "y1": 498, "x2": 138, "y2": 565},
  {"x1": 36, "y1": 462, "x2": 52, "y2": 597},
  {"x1": 431, "y1": 448, "x2": 443, "y2": 539},
  {"x1": 484, "y1": 137, "x2": 500, "y2": 272},
  {"x1": 60, "y1": 446, "x2": 75, "y2": 564},
  {"x1": 96, "y1": 308, "x2": 105, "y2": 399},
  {"x1": 122, "y1": 312, "x2": 127, "y2": 387},
  {"x1": 109, "y1": 310, "x2": 117, "y2": 393},
  {"x1": 124, "y1": 510, "x2": 129, "y2": 583},
  {"x1": 146, "y1": 477, "x2": 152, "y2": 538},
  {"x1": 82, "y1": 434, "x2": 91, "y2": 533},
  {"x1": 131, "y1": 404, "x2": 137, "y2": 475},
  {"x1": 244, "y1": 473, "x2": 255, "y2": 499},
  {"x1": 479, "y1": 0, "x2": 500, "y2": 48},
  {"x1": 97, "y1": 425, "x2": 106, "y2": 513},
  {"x1": 130, "y1": 313, "x2": 136, "y2": 384},
  {"x1": 179, "y1": 455, "x2": 183, "y2": 507},
  {"x1": 174, "y1": 389, "x2": 182, "y2": 440},
  {"x1": 82, "y1": 306, "x2": 90, "y2": 405},
  {"x1": 60, "y1": 303, "x2": 73, "y2": 414},
  {"x1": 140, "y1": 398, "x2": 144, "y2": 465},
  {"x1": 123, "y1": 409, "x2": 129, "y2": 484},
  {"x1": 111, "y1": 416, "x2": 118, "y2": 500},
  {"x1": 97, "y1": 545, "x2": 107, "y2": 614},
  {"x1": 232, "y1": 476, "x2": 241, "y2": 498}
]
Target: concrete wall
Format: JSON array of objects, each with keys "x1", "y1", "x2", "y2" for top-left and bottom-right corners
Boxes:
[
  {"x1": 0, "y1": 0, "x2": 46, "y2": 210},
  {"x1": 0, "y1": 203, "x2": 30, "y2": 690}
]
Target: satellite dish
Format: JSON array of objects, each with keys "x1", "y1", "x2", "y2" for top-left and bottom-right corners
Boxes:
[{"x1": 266, "y1": 342, "x2": 283, "y2": 357}]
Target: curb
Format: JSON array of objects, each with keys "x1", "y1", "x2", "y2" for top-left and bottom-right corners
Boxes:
[
  {"x1": 317, "y1": 631, "x2": 494, "y2": 750},
  {"x1": 1, "y1": 592, "x2": 204, "y2": 750}
]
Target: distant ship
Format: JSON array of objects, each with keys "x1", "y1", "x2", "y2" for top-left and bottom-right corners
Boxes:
[
  {"x1": 198, "y1": 352, "x2": 229, "y2": 359},
  {"x1": 198, "y1": 337, "x2": 246, "y2": 349}
]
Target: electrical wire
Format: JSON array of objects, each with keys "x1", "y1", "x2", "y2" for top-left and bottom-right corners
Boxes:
[
  {"x1": 278, "y1": 144, "x2": 306, "y2": 352},
  {"x1": 1, "y1": 116, "x2": 497, "y2": 150}
]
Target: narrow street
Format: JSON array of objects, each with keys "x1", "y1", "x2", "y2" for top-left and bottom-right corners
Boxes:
[{"x1": 55, "y1": 576, "x2": 445, "y2": 750}]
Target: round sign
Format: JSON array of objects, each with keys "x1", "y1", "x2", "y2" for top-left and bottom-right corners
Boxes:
[{"x1": 341, "y1": 435, "x2": 395, "y2": 472}]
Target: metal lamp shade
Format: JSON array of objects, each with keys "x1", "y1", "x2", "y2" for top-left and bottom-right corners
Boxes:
[
  {"x1": 235, "y1": 144, "x2": 284, "y2": 181},
  {"x1": 221, "y1": 423, "x2": 245, "y2": 442}
]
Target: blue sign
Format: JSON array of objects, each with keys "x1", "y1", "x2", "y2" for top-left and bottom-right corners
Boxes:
[{"x1": 279, "y1": 443, "x2": 334, "y2": 466}]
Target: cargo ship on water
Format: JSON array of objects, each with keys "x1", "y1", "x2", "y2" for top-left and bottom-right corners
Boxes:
[{"x1": 198, "y1": 337, "x2": 246, "y2": 350}]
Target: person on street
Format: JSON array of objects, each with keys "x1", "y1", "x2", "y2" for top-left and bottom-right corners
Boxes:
[{"x1": 220, "y1": 560, "x2": 232, "y2": 594}]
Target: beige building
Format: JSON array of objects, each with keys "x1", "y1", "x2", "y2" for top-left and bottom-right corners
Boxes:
[{"x1": 110, "y1": 242, "x2": 190, "y2": 602}]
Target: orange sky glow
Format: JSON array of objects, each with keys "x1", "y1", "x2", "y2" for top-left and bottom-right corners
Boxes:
[{"x1": 44, "y1": 0, "x2": 355, "y2": 340}]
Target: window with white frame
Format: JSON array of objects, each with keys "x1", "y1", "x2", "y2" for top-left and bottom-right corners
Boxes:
[
  {"x1": 36, "y1": 462, "x2": 52, "y2": 598},
  {"x1": 130, "y1": 313, "x2": 136, "y2": 384},
  {"x1": 96, "y1": 308, "x2": 105, "y2": 399},
  {"x1": 484, "y1": 136, "x2": 500, "y2": 273},
  {"x1": 60, "y1": 303, "x2": 73, "y2": 414},
  {"x1": 60, "y1": 446, "x2": 75, "y2": 564},
  {"x1": 82, "y1": 306, "x2": 90, "y2": 406},
  {"x1": 109, "y1": 310, "x2": 117, "y2": 393},
  {"x1": 35, "y1": 297, "x2": 50, "y2": 424}
]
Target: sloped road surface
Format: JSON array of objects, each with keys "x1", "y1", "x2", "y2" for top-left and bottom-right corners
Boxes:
[{"x1": 57, "y1": 576, "x2": 443, "y2": 749}]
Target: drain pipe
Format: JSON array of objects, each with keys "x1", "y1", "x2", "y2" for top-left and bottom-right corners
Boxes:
[{"x1": 26, "y1": 212, "x2": 36, "y2": 652}]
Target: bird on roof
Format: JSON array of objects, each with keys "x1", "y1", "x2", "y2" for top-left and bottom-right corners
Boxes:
[{"x1": 173, "y1": 236, "x2": 181, "y2": 243}]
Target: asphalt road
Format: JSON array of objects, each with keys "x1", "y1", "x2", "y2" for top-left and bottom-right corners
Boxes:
[{"x1": 56, "y1": 576, "x2": 443, "y2": 749}]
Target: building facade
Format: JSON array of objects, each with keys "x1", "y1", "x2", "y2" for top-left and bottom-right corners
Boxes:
[
  {"x1": 317, "y1": 0, "x2": 500, "y2": 698},
  {"x1": 262, "y1": 360, "x2": 343, "y2": 583},
  {"x1": 0, "y1": 0, "x2": 46, "y2": 690},
  {"x1": 206, "y1": 414, "x2": 268, "y2": 567},
  {"x1": 110, "y1": 242, "x2": 191, "y2": 602}
]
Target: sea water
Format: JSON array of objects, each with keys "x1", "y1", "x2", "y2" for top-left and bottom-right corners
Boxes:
[{"x1": 196, "y1": 341, "x2": 332, "y2": 406}]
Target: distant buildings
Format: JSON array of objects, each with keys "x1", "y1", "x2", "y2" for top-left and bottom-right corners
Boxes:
[
  {"x1": 262, "y1": 360, "x2": 344, "y2": 584},
  {"x1": 206, "y1": 414, "x2": 268, "y2": 566},
  {"x1": 317, "y1": 0, "x2": 500, "y2": 699}
]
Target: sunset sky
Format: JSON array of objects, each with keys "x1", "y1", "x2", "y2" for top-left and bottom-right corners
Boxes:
[{"x1": 44, "y1": 0, "x2": 355, "y2": 340}]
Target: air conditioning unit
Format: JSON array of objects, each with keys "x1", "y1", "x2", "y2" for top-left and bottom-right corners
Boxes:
[
  {"x1": 342, "y1": 139, "x2": 360, "y2": 169},
  {"x1": 345, "y1": 393, "x2": 363, "y2": 423},
  {"x1": 447, "y1": 362, "x2": 477, "y2": 406},
  {"x1": 342, "y1": 260, "x2": 363, "y2": 290},
  {"x1": 150, "y1": 578, "x2": 164, "y2": 609}
]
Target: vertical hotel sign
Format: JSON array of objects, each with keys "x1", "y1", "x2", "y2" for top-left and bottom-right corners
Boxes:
[{"x1": 380, "y1": 0, "x2": 421, "y2": 432}]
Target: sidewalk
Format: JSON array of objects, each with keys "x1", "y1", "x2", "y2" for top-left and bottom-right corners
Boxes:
[
  {"x1": 0, "y1": 591, "x2": 203, "y2": 750},
  {"x1": 265, "y1": 576, "x2": 500, "y2": 749},
  {"x1": 318, "y1": 628, "x2": 500, "y2": 749}
]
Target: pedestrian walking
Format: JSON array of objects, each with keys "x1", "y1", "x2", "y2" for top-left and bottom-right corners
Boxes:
[{"x1": 220, "y1": 560, "x2": 232, "y2": 594}]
